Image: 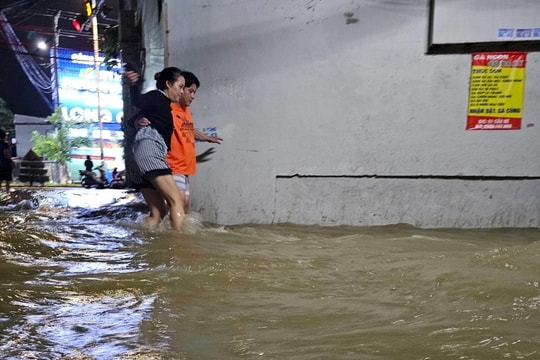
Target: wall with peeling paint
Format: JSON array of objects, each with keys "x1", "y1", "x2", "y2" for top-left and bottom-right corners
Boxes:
[{"x1": 145, "y1": 0, "x2": 539, "y2": 227}]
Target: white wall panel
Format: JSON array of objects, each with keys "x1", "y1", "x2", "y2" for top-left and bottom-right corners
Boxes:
[{"x1": 148, "y1": 0, "x2": 540, "y2": 227}]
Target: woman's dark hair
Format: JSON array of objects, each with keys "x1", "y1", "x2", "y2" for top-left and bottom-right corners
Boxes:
[
  {"x1": 0, "y1": 129, "x2": 6, "y2": 139},
  {"x1": 154, "y1": 67, "x2": 183, "y2": 90},
  {"x1": 181, "y1": 71, "x2": 200, "y2": 89}
]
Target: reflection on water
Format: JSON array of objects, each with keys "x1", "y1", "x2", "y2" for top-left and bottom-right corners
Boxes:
[{"x1": 0, "y1": 189, "x2": 539, "y2": 359}]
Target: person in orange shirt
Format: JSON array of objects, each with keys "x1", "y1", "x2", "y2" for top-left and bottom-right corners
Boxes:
[
  {"x1": 167, "y1": 71, "x2": 222, "y2": 213},
  {"x1": 136, "y1": 70, "x2": 222, "y2": 220}
]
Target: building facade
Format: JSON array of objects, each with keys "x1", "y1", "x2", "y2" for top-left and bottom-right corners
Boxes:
[{"x1": 122, "y1": 0, "x2": 540, "y2": 228}]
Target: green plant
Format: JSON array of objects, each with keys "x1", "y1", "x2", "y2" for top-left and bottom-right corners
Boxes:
[
  {"x1": 0, "y1": 97, "x2": 14, "y2": 135},
  {"x1": 31, "y1": 108, "x2": 91, "y2": 165},
  {"x1": 101, "y1": 25, "x2": 120, "y2": 70}
]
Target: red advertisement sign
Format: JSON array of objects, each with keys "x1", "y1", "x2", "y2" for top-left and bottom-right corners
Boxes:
[{"x1": 466, "y1": 52, "x2": 527, "y2": 130}]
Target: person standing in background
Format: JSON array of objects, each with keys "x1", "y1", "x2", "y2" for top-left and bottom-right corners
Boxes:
[
  {"x1": 0, "y1": 129, "x2": 14, "y2": 191},
  {"x1": 84, "y1": 155, "x2": 94, "y2": 173}
]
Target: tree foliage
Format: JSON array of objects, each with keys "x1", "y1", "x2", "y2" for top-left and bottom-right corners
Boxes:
[
  {"x1": 0, "y1": 97, "x2": 14, "y2": 134},
  {"x1": 102, "y1": 25, "x2": 120, "y2": 70},
  {"x1": 31, "y1": 108, "x2": 91, "y2": 165}
]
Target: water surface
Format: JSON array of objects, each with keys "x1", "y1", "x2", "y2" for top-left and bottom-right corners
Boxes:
[{"x1": 1, "y1": 189, "x2": 539, "y2": 359}]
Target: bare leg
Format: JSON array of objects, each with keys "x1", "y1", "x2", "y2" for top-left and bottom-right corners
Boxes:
[
  {"x1": 140, "y1": 188, "x2": 167, "y2": 227},
  {"x1": 149, "y1": 174, "x2": 185, "y2": 230},
  {"x1": 173, "y1": 175, "x2": 189, "y2": 213}
]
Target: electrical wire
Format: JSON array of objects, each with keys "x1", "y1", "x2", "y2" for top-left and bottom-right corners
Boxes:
[{"x1": 0, "y1": 10, "x2": 53, "y2": 111}]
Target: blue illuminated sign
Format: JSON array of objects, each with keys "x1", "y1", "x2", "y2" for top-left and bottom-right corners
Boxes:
[{"x1": 55, "y1": 48, "x2": 123, "y2": 135}]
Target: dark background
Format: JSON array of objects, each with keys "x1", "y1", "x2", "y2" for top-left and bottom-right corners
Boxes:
[{"x1": 0, "y1": 0, "x2": 118, "y2": 117}]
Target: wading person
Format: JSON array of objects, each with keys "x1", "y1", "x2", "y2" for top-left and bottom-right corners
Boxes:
[
  {"x1": 168, "y1": 71, "x2": 222, "y2": 213},
  {"x1": 125, "y1": 67, "x2": 187, "y2": 231},
  {"x1": 135, "y1": 70, "x2": 222, "y2": 215}
]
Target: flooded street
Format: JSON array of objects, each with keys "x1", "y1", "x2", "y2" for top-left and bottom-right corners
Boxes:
[{"x1": 0, "y1": 189, "x2": 539, "y2": 359}]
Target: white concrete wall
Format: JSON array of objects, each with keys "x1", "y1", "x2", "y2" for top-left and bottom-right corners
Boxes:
[
  {"x1": 137, "y1": 0, "x2": 165, "y2": 92},
  {"x1": 153, "y1": 0, "x2": 540, "y2": 227}
]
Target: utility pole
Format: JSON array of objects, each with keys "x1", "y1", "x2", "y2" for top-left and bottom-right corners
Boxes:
[
  {"x1": 52, "y1": 11, "x2": 60, "y2": 109},
  {"x1": 118, "y1": 1, "x2": 140, "y2": 187},
  {"x1": 91, "y1": 0, "x2": 104, "y2": 161}
]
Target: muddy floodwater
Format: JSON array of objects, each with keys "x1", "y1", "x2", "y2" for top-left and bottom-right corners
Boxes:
[{"x1": 0, "y1": 188, "x2": 539, "y2": 359}]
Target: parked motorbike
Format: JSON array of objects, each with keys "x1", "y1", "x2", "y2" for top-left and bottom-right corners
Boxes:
[
  {"x1": 79, "y1": 170, "x2": 108, "y2": 189},
  {"x1": 110, "y1": 168, "x2": 126, "y2": 189}
]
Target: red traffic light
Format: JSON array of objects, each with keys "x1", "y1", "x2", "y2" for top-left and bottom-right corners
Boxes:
[
  {"x1": 72, "y1": 14, "x2": 89, "y2": 32},
  {"x1": 72, "y1": 1, "x2": 93, "y2": 32},
  {"x1": 72, "y1": 17, "x2": 82, "y2": 32}
]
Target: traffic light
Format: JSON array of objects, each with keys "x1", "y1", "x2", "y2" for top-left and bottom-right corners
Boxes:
[
  {"x1": 72, "y1": 1, "x2": 93, "y2": 32},
  {"x1": 84, "y1": 0, "x2": 93, "y2": 17},
  {"x1": 72, "y1": 15, "x2": 86, "y2": 32}
]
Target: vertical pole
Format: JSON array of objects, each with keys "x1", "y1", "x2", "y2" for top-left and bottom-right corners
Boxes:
[
  {"x1": 92, "y1": 0, "x2": 104, "y2": 161},
  {"x1": 52, "y1": 11, "x2": 60, "y2": 109},
  {"x1": 118, "y1": 5, "x2": 140, "y2": 187}
]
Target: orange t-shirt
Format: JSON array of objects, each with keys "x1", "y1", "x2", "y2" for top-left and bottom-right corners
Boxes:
[{"x1": 167, "y1": 102, "x2": 196, "y2": 175}]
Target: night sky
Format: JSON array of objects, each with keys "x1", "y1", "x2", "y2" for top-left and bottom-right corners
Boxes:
[
  {"x1": 0, "y1": 0, "x2": 117, "y2": 118},
  {"x1": 0, "y1": 46, "x2": 53, "y2": 117}
]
